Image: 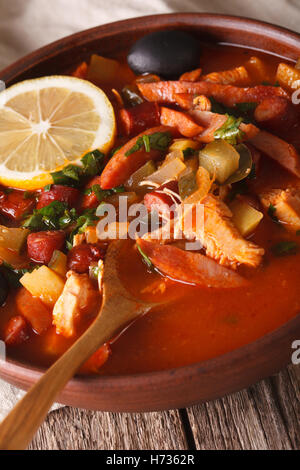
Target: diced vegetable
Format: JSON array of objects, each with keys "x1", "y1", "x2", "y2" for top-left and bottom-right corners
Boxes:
[
  {"x1": 225, "y1": 144, "x2": 253, "y2": 185},
  {"x1": 0, "y1": 246, "x2": 28, "y2": 269},
  {"x1": 178, "y1": 168, "x2": 198, "y2": 200},
  {"x1": 169, "y1": 139, "x2": 200, "y2": 154},
  {"x1": 85, "y1": 226, "x2": 98, "y2": 244},
  {"x1": 230, "y1": 199, "x2": 263, "y2": 237},
  {"x1": 0, "y1": 226, "x2": 29, "y2": 253},
  {"x1": 87, "y1": 55, "x2": 124, "y2": 84},
  {"x1": 20, "y1": 266, "x2": 65, "y2": 307},
  {"x1": 105, "y1": 191, "x2": 139, "y2": 208},
  {"x1": 48, "y1": 250, "x2": 67, "y2": 278},
  {"x1": 184, "y1": 167, "x2": 212, "y2": 204},
  {"x1": 147, "y1": 158, "x2": 186, "y2": 185},
  {"x1": 199, "y1": 140, "x2": 240, "y2": 184},
  {"x1": 276, "y1": 63, "x2": 300, "y2": 92},
  {"x1": 16, "y1": 288, "x2": 52, "y2": 335},
  {"x1": 124, "y1": 161, "x2": 157, "y2": 191}
]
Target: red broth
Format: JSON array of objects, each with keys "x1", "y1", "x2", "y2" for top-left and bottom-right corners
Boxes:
[{"x1": 0, "y1": 43, "x2": 299, "y2": 375}]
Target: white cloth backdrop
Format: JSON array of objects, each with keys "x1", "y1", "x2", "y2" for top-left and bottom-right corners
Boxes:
[{"x1": 0, "y1": 0, "x2": 300, "y2": 420}]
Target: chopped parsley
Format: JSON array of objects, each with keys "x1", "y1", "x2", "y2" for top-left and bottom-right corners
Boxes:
[
  {"x1": 68, "y1": 209, "x2": 98, "y2": 248},
  {"x1": 23, "y1": 201, "x2": 77, "y2": 231},
  {"x1": 84, "y1": 184, "x2": 125, "y2": 202},
  {"x1": 210, "y1": 98, "x2": 257, "y2": 124},
  {"x1": 271, "y1": 241, "x2": 298, "y2": 257},
  {"x1": 51, "y1": 150, "x2": 105, "y2": 186},
  {"x1": 125, "y1": 132, "x2": 172, "y2": 157},
  {"x1": 214, "y1": 115, "x2": 245, "y2": 145}
]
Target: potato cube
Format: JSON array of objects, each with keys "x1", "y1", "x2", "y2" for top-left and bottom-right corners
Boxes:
[
  {"x1": 20, "y1": 266, "x2": 65, "y2": 307},
  {"x1": 0, "y1": 226, "x2": 29, "y2": 253},
  {"x1": 230, "y1": 200, "x2": 263, "y2": 237}
]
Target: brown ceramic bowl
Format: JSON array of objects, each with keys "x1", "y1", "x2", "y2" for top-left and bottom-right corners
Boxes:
[{"x1": 0, "y1": 14, "x2": 299, "y2": 412}]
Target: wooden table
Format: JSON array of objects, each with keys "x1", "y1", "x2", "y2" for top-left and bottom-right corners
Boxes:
[{"x1": 29, "y1": 364, "x2": 299, "y2": 450}]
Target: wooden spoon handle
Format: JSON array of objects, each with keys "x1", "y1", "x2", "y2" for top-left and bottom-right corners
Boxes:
[{"x1": 0, "y1": 314, "x2": 115, "y2": 451}]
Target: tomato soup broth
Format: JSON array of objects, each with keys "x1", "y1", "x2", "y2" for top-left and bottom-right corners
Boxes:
[{"x1": 0, "y1": 42, "x2": 299, "y2": 375}]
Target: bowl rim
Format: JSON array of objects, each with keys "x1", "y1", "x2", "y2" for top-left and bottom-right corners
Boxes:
[
  {"x1": 1, "y1": 12, "x2": 300, "y2": 83},
  {"x1": 0, "y1": 13, "x2": 299, "y2": 406}
]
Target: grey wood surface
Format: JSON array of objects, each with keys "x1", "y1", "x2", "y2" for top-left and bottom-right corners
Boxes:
[{"x1": 28, "y1": 364, "x2": 299, "y2": 450}]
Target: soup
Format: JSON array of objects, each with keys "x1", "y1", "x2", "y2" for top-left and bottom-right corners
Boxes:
[{"x1": 0, "y1": 38, "x2": 299, "y2": 375}]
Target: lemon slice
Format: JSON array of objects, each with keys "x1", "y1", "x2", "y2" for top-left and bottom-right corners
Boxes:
[{"x1": 0, "y1": 76, "x2": 116, "y2": 190}]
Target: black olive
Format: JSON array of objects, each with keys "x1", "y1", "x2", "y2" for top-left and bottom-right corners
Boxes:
[
  {"x1": 0, "y1": 271, "x2": 8, "y2": 307},
  {"x1": 128, "y1": 30, "x2": 200, "y2": 79}
]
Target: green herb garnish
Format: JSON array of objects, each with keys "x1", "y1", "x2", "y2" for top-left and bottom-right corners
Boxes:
[
  {"x1": 271, "y1": 241, "x2": 298, "y2": 257},
  {"x1": 125, "y1": 132, "x2": 172, "y2": 157},
  {"x1": 81, "y1": 150, "x2": 105, "y2": 177},
  {"x1": 23, "y1": 201, "x2": 77, "y2": 231},
  {"x1": 210, "y1": 98, "x2": 257, "y2": 124},
  {"x1": 268, "y1": 204, "x2": 280, "y2": 224},
  {"x1": 137, "y1": 244, "x2": 153, "y2": 270},
  {"x1": 214, "y1": 115, "x2": 245, "y2": 145},
  {"x1": 51, "y1": 150, "x2": 106, "y2": 187},
  {"x1": 85, "y1": 184, "x2": 125, "y2": 202},
  {"x1": 68, "y1": 209, "x2": 98, "y2": 247}
]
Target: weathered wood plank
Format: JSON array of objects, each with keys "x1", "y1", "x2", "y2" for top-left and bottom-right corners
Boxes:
[
  {"x1": 187, "y1": 365, "x2": 299, "y2": 450},
  {"x1": 28, "y1": 408, "x2": 188, "y2": 450}
]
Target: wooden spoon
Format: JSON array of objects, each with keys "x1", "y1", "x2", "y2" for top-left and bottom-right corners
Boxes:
[{"x1": 0, "y1": 240, "x2": 157, "y2": 450}]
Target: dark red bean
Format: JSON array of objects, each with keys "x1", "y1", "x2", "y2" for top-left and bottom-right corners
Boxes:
[
  {"x1": 27, "y1": 231, "x2": 66, "y2": 265},
  {"x1": 37, "y1": 185, "x2": 80, "y2": 210},
  {"x1": 0, "y1": 189, "x2": 35, "y2": 221},
  {"x1": 4, "y1": 316, "x2": 30, "y2": 346},
  {"x1": 67, "y1": 244, "x2": 105, "y2": 274},
  {"x1": 119, "y1": 102, "x2": 161, "y2": 136},
  {"x1": 144, "y1": 180, "x2": 179, "y2": 219}
]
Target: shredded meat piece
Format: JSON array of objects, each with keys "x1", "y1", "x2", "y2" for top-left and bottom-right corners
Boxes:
[
  {"x1": 186, "y1": 195, "x2": 264, "y2": 269},
  {"x1": 260, "y1": 187, "x2": 300, "y2": 231},
  {"x1": 143, "y1": 195, "x2": 264, "y2": 269},
  {"x1": 53, "y1": 271, "x2": 99, "y2": 338}
]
